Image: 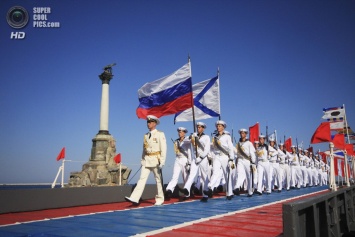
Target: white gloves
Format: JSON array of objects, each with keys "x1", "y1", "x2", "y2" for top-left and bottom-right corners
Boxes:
[
  {"x1": 195, "y1": 157, "x2": 202, "y2": 164},
  {"x1": 185, "y1": 163, "x2": 191, "y2": 171},
  {"x1": 159, "y1": 163, "x2": 164, "y2": 169},
  {"x1": 251, "y1": 164, "x2": 257, "y2": 172}
]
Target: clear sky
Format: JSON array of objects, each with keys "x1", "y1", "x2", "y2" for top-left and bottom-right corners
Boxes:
[{"x1": 1, "y1": 0, "x2": 354, "y2": 184}]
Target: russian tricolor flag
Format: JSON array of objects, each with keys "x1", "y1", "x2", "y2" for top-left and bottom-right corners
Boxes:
[{"x1": 136, "y1": 63, "x2": 193, "y2": 119}]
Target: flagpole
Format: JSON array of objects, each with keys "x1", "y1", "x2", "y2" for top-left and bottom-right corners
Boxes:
[
  {"x1": 61, "y1": 159, "x2": 65, "y2": 188},
  {"x1": 343, "y1": 104, "x2": 350, "y2": 186},
  {"x1": 217, "y1": 67, "x2": 221, "y2": 120},
  {"x1": 329, "y1": 142, "x2": 337, "y2": 191},
  {"x1": 188, "y1": 55, "x2": 196, "y2": 132},
  {"x1": 188, "y1": 55, "x2": 199, "y2": 165}
]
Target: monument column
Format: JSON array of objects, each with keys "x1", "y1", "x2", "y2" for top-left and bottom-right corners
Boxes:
[
  {"x1": 98, "y1": 66, "x2": 114, "y2": 135},
  {"x1": 67, "y1": 63, "x2": 131, "y2": 187}
]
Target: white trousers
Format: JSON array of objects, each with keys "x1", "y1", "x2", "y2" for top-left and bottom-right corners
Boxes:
[
  {"x1": 128, "y1": 165, "x2": 164, "y2": 204},
  {"x1": 270, "y1": 162, "x2": 282, "y2": 191},
  {"x1": 279, "y1": 164, "x2": 290, "y2": 190},
  {"x1": 209, "y1": 154, "x2": 233, "y2": 196},
  {"x1": 183, "y1": 157, "x2": 209, "y2": 197},
  {"x1": 257, "y1": 161, "x2": 271, "y2": 193},
  {"x1": 234, "y1": 158, "x2": 253, "y2": 195},
  {"x1": 290, "y1": 165, "x2": 302, "y2": 188},
  {"x1": 300, "y1": 166, "x2": 308, "y2": 187},
  {"x1": 166, "y1": 157, "x2": 188, "y2": 192}
]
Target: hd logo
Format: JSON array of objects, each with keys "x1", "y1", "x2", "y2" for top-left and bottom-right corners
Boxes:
[{"x1": 6, "y1": 6, "x2": 29, "y2": 40}]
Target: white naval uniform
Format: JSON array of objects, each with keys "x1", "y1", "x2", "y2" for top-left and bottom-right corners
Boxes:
[
  {"x1": 166, "y1": 137, "x2": 191, "y2": 193},
  {"x1": 288, "y1": 152, "x2": 302, "y2": 188},
  {"x1": 256, "y1": 144, "x2": 271, "y2": 193},
  {"x1": 183, "y1": 133, "x2": 210, "y2": 197},
  {"x1": 304, "y1": 155, "x2": 313, "y2": 186},
  {"x1": 314, "y1": 158, "x2": 320, "y2": 185},
  {"x1": 278, "y1": 149, "x2": 290, "y2": 190},
  {"x1": 316, "y1": 156, "x2": 323, "y2": 186},
  {"x1": 318, "y1": 158, "x2": 325, "y2": 186},
  {"x1": 128, "y1": 129, "x2": 167, "y2": 205},
  {"x1": 310, "y1": 157, "x2": 318, "y2": 186},
  {"x1": 234, "y1": 139, "x2": 256, "y2": 195},
  {"x1": 209, "y1": 133, "x2": 234, "y2": 197},
  {"x1": 269, "y1": 145, "x2": 282, "y2": 191},
  {"x1": 299, "y1": 153, "x2": 308, "y2": 187}
]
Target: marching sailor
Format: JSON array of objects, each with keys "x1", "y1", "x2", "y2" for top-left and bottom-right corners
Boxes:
[
  {"x1": 269, "y1": 138, "x2": 282, "y2": 192},
  {"x1": 303, "y1": 150, "x2": 313, "y2": 187},
  {"x1": 278, "y1": 143, "x2": 291, "y2": 191},
  {"x1": 205, "y1": 120, "x2": 234, "y2": 200},
  {"x1": 165, "y1": 127, "x2": 191, "y2": 200},
  {"x1": 298, "y1": 148, "x2": 308, "y2": 188},
  {"x1": 125, "y1": 115, "x2": 167, "y2": 206},
  {"x1": 255, "y1": 134, "x2": 271, "y2": 195},
  {"x1": 288, "y1": 145, "x2": 302, "y2": 189},
  {"x1": 182, "y1": 122, "x2": 210, "y2": 202},
  {"x1": 309, "y1": 152, "x2": 319, "y2": 186},
  {"x1": 233, "y1": 128, "x2": 256, "y2": 197}
]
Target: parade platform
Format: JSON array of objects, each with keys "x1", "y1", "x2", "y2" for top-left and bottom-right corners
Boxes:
[{"x1": 0, "y1": 185, "x2": 331, "y2": 237}]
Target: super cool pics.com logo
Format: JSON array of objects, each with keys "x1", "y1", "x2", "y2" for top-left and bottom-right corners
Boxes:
[{"x1": 6, "y1": 5, "x2": 60, "y2": 40}]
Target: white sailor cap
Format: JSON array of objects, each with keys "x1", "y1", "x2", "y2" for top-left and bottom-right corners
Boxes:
[
  {"x1": 304, "y1": 150, "x2": 309, "y2": 153},
  {"x1": 259, "y1": 134, "x2": 266, "y2": 139},
  {"x1": 254, "y1": 140, "x2": 259, "y2": 144},
  {"x1": 310, "y1": 152, "x2": 313, "y2": 155},
  {"x1": 177, "y1": 127, "x2": 188, "y2": 133},
  {"x1": 239, "y1": 128, "x2": 248, "y2": 134},
  {"x1": 196, "y1": 122, "x2": 206, "y2": 128},
  {"x1": 269, "y1": 137, "x2": 275, "y2": 142},
  {"x1": 298, "y1": 147, "x2": 303, "y2": 151},
  {"x1": 215, "y1": 120, "x2": 227, "y2": 128},
  {"x1": 279, "y1": 143, "x2": 284, "y2": 146},
  {"x1": 290, "y1": 145, "x2": 296, "y2": 148},
  {"x1": 146, "y1": 115, "x2": 160, "y2": 125}
]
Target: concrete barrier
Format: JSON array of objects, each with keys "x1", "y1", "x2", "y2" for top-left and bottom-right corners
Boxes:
[
  {"x1": 283, "y1": 185, "x2": 355, "y2": 237},
  {"x1": 0, "y1": 184, "x2": 158, "y2": 214}
]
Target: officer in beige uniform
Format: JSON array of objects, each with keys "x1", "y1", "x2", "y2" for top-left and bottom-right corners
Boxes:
[{"x1": 125, "y1": 115, "x2": 167, "y2": 206}]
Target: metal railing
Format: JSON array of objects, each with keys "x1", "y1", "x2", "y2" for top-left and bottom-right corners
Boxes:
[{"x1": 283, "y1": 185, "x2": 355, "y2": 237}]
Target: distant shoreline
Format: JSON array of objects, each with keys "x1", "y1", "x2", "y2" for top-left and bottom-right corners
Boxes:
[{"x1": 1, "y1": 183, "x2": 65, "y2": 186}]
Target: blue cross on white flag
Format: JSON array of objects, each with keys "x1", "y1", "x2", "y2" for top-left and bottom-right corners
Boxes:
[{"x1": 174, "y1": 75, "x2": 220, "y2": 122}]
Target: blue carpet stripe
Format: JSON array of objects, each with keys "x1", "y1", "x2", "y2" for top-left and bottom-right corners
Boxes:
[{"x1": 0, "y1": 186, "x2": 328, "y2": 237}]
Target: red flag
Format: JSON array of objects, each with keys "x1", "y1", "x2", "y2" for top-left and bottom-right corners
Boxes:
[
  {"x1": 310, "y1": 122, "x2": 331, "y2": 144},
  {"x1": 284, "y1": 137, "x2": 292, "y2": 152},
  {"x1": 114, "y1": 153, "x2": 121, "y2": 164},
  {"x1": 249, "y1": 122, "x2": 259, "y2": 143},
  {"x1": 319, "y1": 151, "x2": 327, "y2": 162},
  {"x1": 345, "y1": 144, "x2": 355, "y2": 156},
  {"x1": 332, "y1": 134, "x2": 345, "y2": 150},
  {"x1": 307, "y1": 146, "x2": 314, "y2": 154},
  {"x1": 56, "y1": 147, "x2": 65, "y2": 161}
]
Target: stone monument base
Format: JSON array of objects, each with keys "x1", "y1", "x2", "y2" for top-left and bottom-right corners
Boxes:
[{"x1": 67, "y1": 133, "x2": 131, "y2": 187}]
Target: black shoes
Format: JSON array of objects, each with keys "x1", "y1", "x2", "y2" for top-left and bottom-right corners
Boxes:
[
  {"x1": 233, "y1": 188, "x2": 240, "y2": 196},
  {"x1": 182, "y1": 188, "x2": 189, "y2": 196},
  {"x1": 226, "y1": 195, "x2": 233, "y2": 200},
  {"x1": 200, "y1": 197, "x2": 208, "y2": 202},
  {"x1": 247, "y1": 194, "x2": 253, "y2": 197},
  {"x1": 125, "y1": 196, "x2": 139, "y2": 205},
  {"x1": 254, "y1": 191, "x2": 262, "y2": 195},
  {"x1": 165, "y1": 190, "x2": 172, "y2": 200},
  {"x1": 203, "y1": 188, "x2": 213, "y2": 198}
]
